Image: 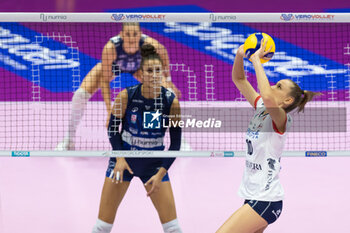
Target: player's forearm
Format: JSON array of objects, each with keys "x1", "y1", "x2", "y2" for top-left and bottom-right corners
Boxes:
[
  {"x1": 232, "y1": 53, "x2": 246, "y2": 82},
  {"x1": 156, "y1": 167, "x2": 168, "y2": 178},
  {"x1": 251, "y1": 56, "x2": 273, "y2": 97},
  {"x1": 108, "y1": 114, "x2": 123, "y2": 150},
  {"x1": 160, "y1": 126, "x2": 181, "y2": 171},
  {"x1": 159, "y1": 48, "x2": 170, "y2": 78}
]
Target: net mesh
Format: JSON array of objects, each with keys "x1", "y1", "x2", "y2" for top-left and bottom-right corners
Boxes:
[{"x1": 0, "y1": 20, "x2": 349, "y2": 153}]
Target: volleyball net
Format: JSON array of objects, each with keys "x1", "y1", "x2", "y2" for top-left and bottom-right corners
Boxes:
[{"x1": 0, "y1": 13, "x2": 349, "y2": 157}]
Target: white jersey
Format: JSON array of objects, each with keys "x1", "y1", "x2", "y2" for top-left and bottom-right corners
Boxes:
[{"x1": 238, "y1": 96, "x2": 292, "y2": 202}]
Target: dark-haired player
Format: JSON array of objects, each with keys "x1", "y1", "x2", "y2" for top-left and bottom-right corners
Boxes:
[
  {"x1": 56, "y1": 23, "x2": 180, "y2": 150},
  {"x1": 92, "y1": 44, "x2": 183, "y2": 233}
]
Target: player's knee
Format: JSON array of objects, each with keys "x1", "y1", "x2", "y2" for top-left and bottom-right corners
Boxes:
[
  {"x1": 92, "y1": 219, "x2": 113, "y2": 233},
  {"x1": 95, "y1": 62, "x2": 103, "y2": 75},
  {"x1": 162, "y1": 219, "x2": 182, "y2": 233},
  {"x1": 73, "y1": 88, "x2": 92, "y2": 102}
]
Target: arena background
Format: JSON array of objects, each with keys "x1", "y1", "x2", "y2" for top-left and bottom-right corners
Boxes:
[{"x1": 0, "y1": 1, "x2": 350, "y2": 233}]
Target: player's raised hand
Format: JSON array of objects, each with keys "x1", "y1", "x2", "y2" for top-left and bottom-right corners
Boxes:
[
  {"x1": 251, "y1": 38, "x2": 273, "y2": 61},
  {"x1": 236, "y1": 44, "x2": 246, "y2": 58}
]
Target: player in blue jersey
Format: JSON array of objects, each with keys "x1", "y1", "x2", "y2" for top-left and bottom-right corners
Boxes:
[
  {"x1": 91, "y1": 44, "x2": 183, "y2": 233},
  {"x1": 56, "y1": 22, "x2": 181, "y2": 150},
  {"x1": 216, "y1": 42, "x2": 320, "y2": 233}
]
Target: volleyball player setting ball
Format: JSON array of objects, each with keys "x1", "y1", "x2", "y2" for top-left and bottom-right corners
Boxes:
[
  {"x1": 55, "y1": 22, "x2": 181, "y2": 151},
  {"x1": 91, "y1": 44, "x2": 183, "y2": 233},
  {"x1": 216, "y1": 33, "x2": 321, "y2": 233}
]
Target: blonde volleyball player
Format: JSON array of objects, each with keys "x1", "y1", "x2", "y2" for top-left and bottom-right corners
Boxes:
[
  {"x1": 216, "y1": 40, "x2": 320, "y2": 233},
  {"x1": 91, "y1": 44, "x2": 182, "y2": 233},
  {"x1": 56, "y1": 22, "x2": 181, "y2": 150}
]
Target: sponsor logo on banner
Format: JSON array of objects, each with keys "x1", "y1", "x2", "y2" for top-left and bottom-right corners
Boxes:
[
  {"x1": 104, "y1": 150, "x2": 155, "y2": 157},
  {"x1": 12, "y1": 151, "x2": 30, "y2": 157},
  {"x1": 210, "y1": 151, "x2": 235, "y2": 157},
  {"x1": 280, "y1": 14, "x2": 335, "y2": 21},
  {"x1": 111, "y1": 14, "x2": 126, "y2": 21},
  {"x1": 305, "y1": 151, "x2": 327, "y2": 157},
  {"x1": 111, "y1": 13, "x2": 166, "y2": 21},
  {"x1": 209, "y1": 14, "x2": 237, "y2": 22},
  {"x1": 280, "y1": 14, "x2": 294, "y2": 21},
  {"x1": 224, "y1": 151, "x2": 234, "y2": 157},
  {"x1": 40, "y1": 14, "x2": 68, "y2": 22}
]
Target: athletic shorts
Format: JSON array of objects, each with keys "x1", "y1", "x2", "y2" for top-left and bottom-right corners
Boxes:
[
  {"x1": 244, "y1": 199, "x2": 283, "y2": 224},
  {"x1": 105, "y1": 158, "x2": 170, "y2": 184}
]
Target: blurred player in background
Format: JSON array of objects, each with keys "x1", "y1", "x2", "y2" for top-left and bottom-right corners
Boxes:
[
  {"x1": 56, "y1": 22, "x2": 181, "y2": 150},
  {"x1": 91, "y1": 44, "x2": 183, "y2": 233},
  {"x1": 216, "y1": 41, "x2": 320, "y2": 233}
]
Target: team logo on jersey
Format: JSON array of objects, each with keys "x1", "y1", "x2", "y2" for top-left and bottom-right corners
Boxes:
[
  {"x1": 132, "y1": 107, "x2": 138, "y2": 112},
  {"x1": 131, "y1": 114, "x2": 137, "y2": 124},
  {"x1": 259, "y1": 111, "x2": 269, "y2": 119},
  {"x1": 272, "y1": 209, "x2": 282, "y2": 219},
  {"x1": 267, "y1": 158, "x2": 276, "y2": 170},
  {"x1": 132, "y1": 99, "x2": 143, "y2": 103},
  {"x1": 145, "y1": 105, "x2": 151, "y2": 110},
  {"x1": 143, "y1": 110, "x2": 162, "y2": 129}
]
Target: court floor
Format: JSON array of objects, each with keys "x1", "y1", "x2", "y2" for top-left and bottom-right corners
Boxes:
[{"x1": 1, "y1": 156, "x2": 350, "y2": 233}]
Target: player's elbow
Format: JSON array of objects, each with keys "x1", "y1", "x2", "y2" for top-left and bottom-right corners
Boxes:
[
  {"x1": 157, "y1": 44, "x2": 167, "y2": 56},
  {"x1": 232, "y1": 72, "x2": 245, "y2": 84}
]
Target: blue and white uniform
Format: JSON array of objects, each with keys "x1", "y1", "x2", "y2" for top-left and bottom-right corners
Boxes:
[
  {"x1": 106, "y1": 84, "x2": 177, "y2": 183},
  {"x1": 238, "y1": 96, "x2": 292, "y2": 224},
  {"x1": 109, "y1": 34, "x2": 148, "y2": 75}
]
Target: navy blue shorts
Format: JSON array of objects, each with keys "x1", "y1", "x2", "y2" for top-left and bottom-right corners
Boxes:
[
  {"x1": 244, "y1": 200, "x2": 283, "y2": 224},
  {"x1": 105, "y1": 158, "x2": 170, "y2": 184}
]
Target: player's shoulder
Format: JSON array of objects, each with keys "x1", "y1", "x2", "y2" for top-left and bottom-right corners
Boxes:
[
  {"x1": 126, "y1": 84, "x2": 142, "y2": 102},
  {"x1": 118, "y1": 88, "x2": 129, "y2": 99},
  {"x1": 141, "y1": 34, "x2": 148, "y2": 40},
  {"x1": 162, "y1": 87, "x2": 176, "y2": 102},
  {"x1": 126, "y1": 83, "x2": 141, "y2": 93},
  {"x1": 110, "y1": 35, "x2": 122, "y2": 45}
]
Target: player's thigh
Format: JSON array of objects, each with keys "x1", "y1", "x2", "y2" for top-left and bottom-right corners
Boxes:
[
  {"x1": 145, "y1": 181, "x2": 177, "y2": 223},
  {"x1": 80, "y1": 62, "x2": 102, "y2": 94},
  {"x1": 216, "y1": 204, "x2": 268, "y2": 233},
  {"x1": 98, "y1": 177, "x2": 130, "y2": 224}
]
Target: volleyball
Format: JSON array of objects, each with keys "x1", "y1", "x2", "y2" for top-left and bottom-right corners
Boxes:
[{"x1": 244, "y1": 32, "x2": 275, "y2": 63}]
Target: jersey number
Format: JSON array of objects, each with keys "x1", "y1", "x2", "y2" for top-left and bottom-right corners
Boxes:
[{"x1": 246, "y1": 139, "x2": 253, "y2": 155}]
